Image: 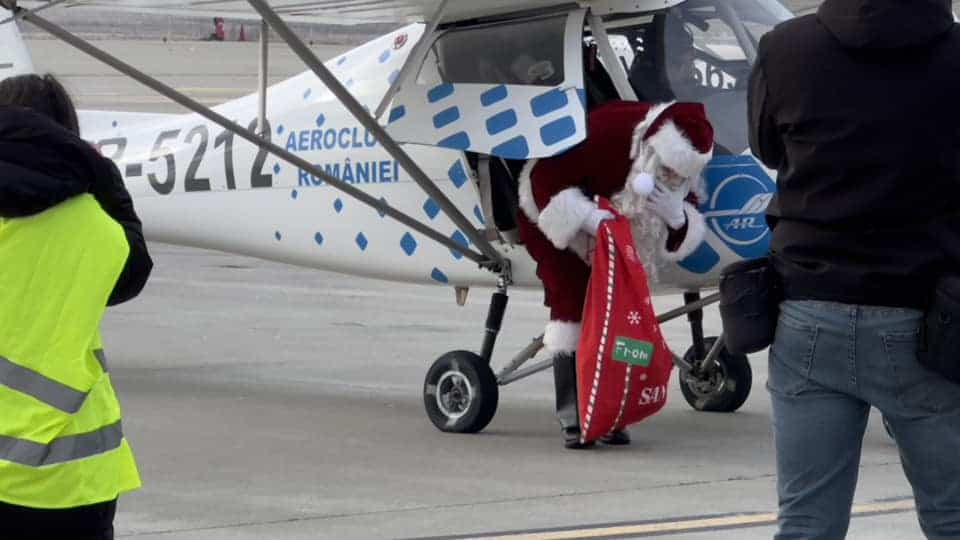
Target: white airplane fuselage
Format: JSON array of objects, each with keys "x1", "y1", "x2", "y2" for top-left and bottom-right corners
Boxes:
[{"x1": 78, "y1": 23, "x2": 776, "y2": 294}]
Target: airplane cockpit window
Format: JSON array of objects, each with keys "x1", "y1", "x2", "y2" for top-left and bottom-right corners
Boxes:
[
  {"x1": 603, "y1": 0, "x2": 791, "y2": 154},
  {"x1": 419, "y1": 15, "x2": 567, "y2": 87}
]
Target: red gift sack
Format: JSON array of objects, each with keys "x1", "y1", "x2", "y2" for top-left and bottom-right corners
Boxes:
[{"x1": 576, "y1": 200, "x2": 674, "y2": 444}]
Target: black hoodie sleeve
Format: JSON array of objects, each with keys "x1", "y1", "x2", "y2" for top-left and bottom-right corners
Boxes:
[
  {"x1": 89, "y1": 158, "x2": 154, "y2": 306},
  {"x1": 748, "y1": 39, "x2": 784, "y2": 171}
]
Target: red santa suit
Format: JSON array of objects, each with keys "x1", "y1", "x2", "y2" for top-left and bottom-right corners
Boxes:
[{"x1": 517, "y1": 101, "x2": 714, "y2": 355}]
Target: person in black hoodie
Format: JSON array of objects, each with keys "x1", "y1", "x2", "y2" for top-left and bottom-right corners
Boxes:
[
  {"x1": 749, "y1": 1, "x2": 960, "y2": 538},
  {"x1": 0, "y1": 73, "x2": 152, "y2": 305}
]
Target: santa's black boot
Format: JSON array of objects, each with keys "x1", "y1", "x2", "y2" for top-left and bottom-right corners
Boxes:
[{"x1": 553, "y1": 352, "x2": 594, "y2": 449}]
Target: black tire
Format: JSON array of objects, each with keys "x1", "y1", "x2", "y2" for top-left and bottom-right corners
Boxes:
[
  {"x1": 678, "y1": 337, "x2": 752, "y2": 412},
  {"x1": 423, "y1": 350, "x2": 499, "y2": 433}
]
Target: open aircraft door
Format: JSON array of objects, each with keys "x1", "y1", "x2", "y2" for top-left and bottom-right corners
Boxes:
[{"x1": 384, "y1": 9, "x2": 589, "y2": 161}]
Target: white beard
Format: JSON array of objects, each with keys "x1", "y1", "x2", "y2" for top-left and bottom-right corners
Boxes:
[{"x1": 610, "y1": 189, "x2": 667, "y2": 283}]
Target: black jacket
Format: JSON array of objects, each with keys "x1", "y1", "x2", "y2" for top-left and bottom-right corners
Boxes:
[
  {"x1": 748, "y1": 0, "x2": 960, "y2": 308},
  {"x1": 0, "y1": 106, "x2": 153, "y2": 305}
]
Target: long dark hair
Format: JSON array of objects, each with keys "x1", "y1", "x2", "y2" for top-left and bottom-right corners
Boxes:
[{"x1": 0, "y1": 73, "x2": 80, "y2": 134}]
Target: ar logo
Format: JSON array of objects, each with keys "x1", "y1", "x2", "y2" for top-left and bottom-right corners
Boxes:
[{"x1": 702, "y1": 160, "x2": 776, "y2": 260}]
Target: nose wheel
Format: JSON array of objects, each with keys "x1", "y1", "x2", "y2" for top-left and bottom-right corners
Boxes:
[{"x1": 423, "y1": 350, "x2": 499, "y2": 433}]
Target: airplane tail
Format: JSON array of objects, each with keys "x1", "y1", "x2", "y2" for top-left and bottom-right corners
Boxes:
[{"x1": 0, "y1": 7, "x2": 34, "y2": 81}]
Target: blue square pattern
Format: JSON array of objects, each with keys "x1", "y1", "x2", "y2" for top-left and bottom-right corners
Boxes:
[
  {"x1": 314, "y1": 232, "x2": 324, "y2": 246},
  {"x1": 427, "y1": 83, "x2": 455, "y2": 103},
  {"x1": 531, "y1": 89, "x2": 569, "y2": 118},
  {"x1": 473, "y1": 205, "x2": 485, "y2": 225},
  {"x1": 423, "y1": 198, "x2": 440, "y2": 220},
  {"x1": 388, "y1": 106, "x2": 406, "y2": 124},
  {"x1": 540, "y1": 116, "x2": 577, "y2": 146},
  {"x1": 355, "y1": 232, "x2": 369, "y2": 251},
  {"x1": 438, "y1": 131, "x2": 470, "y2": 151},
  {"x1": 481, "y1": 85, "x2": 508, "y2": 107},
  {"x1": 431, "y1": 268, "x2": 449, "y2": 283},
  {"x1": 378, "y1": 50, "x2": 391, "y2": 63},
  {"x1": 491, "y1": 136, "x2": 530, "y2": 160},
  {"x1": 400, "y1": 232, "x2": 417, "y2": 256},
  {"x1": 334, "y1": 199, "x2": 344, "y2": 213},
  {"x1": 274, "y1": 231, "x2": 282, "y2": 241},
  {"x1": 432, "y1": 106, "x2": 461, "y2": 130},
  {"x1": 486, "y1": 109, "x2": 518, "y2": 136},
  {"x1": 448, "y1": 161, "x2": 468, "y2": 188},
  {"x1": 388, "y1": 70, "x2": 400, "y2": 84},
  {"x1": 449, "y1": 230, "x2": 469, "y2": 260},
  {"x1": 377, "y1": 197, "x2": 388, "y2": 218}
]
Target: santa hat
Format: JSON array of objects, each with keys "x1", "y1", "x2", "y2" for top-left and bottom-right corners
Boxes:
[{"x1": 630, "y1": 102, "x2": 714, "y2": 181}]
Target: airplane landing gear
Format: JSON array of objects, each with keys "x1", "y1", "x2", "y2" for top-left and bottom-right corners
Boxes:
[
  {"x1": 423, "y1": 276, "x2": 508, "y2": 433},
  {"x1": 678, "y1": 337, "x2": 752, "y2": 412},
  {"x1": 675, "y1": 292, "x2": 752, "y2": 413},
  {"x1": 423, "y1": 350, "x2": 499, "y2": 433}
]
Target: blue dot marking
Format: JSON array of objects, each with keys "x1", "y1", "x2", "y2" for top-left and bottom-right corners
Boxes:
[
  {"x1": 432, "y1": 106, "x2": 460, "y2": 129},
  {"x1": 388, "y1": 106, "x2": 406, "y2": 124},
  {"x1": 277, "y1": 124, "x2": 285, "y2": 135},
  {"x1": 303, "y1": 88, "x2": 312, "y2": 100},
  {"x1": 540, "y1": 116, "x2": 577, "y2": 146},
  {"x1": 427, "y1": 83, "x2": 454, "y2": 103},
  {"x1": 334, "y1": 199, "x2": 344, "y2": 213},
  {"x1": 438, "y1": 132, "x2": 471, "y2": 151},
  {"x1": 274, "y1": 231, "x2": 282, "y2": 241},
  {"x1": 273, "y1": 163, "x2": 281, "y2": 174},
  {"x1": 486, "y1": 109, "x2": 518, "y2": 136},
  {"x1": 378, "y1": 50, "x2": 391, "y2": 63},
  {"x1": 423, "y1": 198, "x2": 440, "y2": 220},
  {"x1": 316, "y1": 114, "x2": 326, "y2": 127},
  {"x1": 481, "y1": 85, "x2": 508, "y2": 107},
  {"x1": 473, "y1": 205, "x2": 485, "y2": 225},
  {"x1": 291, "y1": 189, "x2": 298, "y2": 199},
  {"x1": 111, "y1": 120, "x2": 118, "y2": 128},
  {"x1": 431, "y1": 268, "x2": 449, "y2": 284},
  {"x1": 355, "y1": 232, "x2": 368, "y2": 251},
  {"x1": 346, "y1": 79, "x2": 354, "y2": 88},
  {"x1": 400, "y1": 232, "x2": 417, "y2": 256},
  {"x1": 531, "y1": 89, "x2": 569, "y2": 117},
  {"x1": 336, "y1": 56, "x2": 346, "y2": 65},
  {"x1": 491, "y1": 136, "x2": 530, "y2": 159},
  {"x1": 388, "y1": 69, "x2": 400, "y2": 84},
  {"x1": 314, "y1": 232, "x2": 324, "y2": 245},
  {"x1": 377, "y1": 197, "x2": 388, "y2": 218},
  {"x1": 450, "y1": 230, "x2": 469, "y2": 260},
  {"x1": 448, "y1": 161, "x2": 468, "y2": 189}
]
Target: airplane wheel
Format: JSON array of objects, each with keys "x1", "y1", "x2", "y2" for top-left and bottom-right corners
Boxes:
[
  {"x1": 678, "y1": 337, "x2": 752, "y2": 413},
  {"x1": 423, "y1": 350, "x2": 498, "y2": 433}
]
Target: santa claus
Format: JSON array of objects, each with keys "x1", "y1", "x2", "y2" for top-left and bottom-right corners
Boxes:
[{"x1": 517, "y1": 101, "x2": 714, "y2": 448}]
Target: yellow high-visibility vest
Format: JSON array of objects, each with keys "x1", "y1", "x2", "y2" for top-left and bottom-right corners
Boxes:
[{"x1": 0, "y1": 194, "x2": 141, "y2": 509}]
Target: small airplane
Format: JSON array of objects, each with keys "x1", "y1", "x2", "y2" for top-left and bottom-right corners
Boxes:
[{"x1": 1, "y1": 0, "x2": 792, "y2": 433}]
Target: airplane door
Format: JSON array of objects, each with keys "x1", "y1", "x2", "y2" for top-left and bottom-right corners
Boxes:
[{"x1": 384, "y1": 9, "x2": 588, "y2": 160}]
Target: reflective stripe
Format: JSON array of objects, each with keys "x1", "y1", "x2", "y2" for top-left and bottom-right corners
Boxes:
[
  {"x1": 0, "y1": 421, "x2": 123, "y2": 467},
  {"x1": 93, "y1": 349, "x2": 108, "y2": 373},
  {"x1": 0, "y1": 356, "x2": 87, "y2": 414}
]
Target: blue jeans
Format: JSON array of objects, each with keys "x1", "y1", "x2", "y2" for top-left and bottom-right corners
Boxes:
[{"x1": 768, "y1": 300, "x2": 960, "y2": 539}]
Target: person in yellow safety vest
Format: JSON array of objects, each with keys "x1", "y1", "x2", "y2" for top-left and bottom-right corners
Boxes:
[{"x1": 0, "y1": 74, "x2": 153, "y2": 540}]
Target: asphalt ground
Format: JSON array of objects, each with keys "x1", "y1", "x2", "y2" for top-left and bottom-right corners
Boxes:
[{"x1": 26, "y1": 35, "x2": 926, "y2": 540}]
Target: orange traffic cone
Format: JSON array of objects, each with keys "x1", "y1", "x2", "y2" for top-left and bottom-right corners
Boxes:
[{"x1": 238, "y1": 24, "x2": 246, "y2": 42}]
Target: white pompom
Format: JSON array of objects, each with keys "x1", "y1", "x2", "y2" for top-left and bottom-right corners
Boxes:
[{"x1": 631, "y1": 172, "x2": 655, "y2": 196}]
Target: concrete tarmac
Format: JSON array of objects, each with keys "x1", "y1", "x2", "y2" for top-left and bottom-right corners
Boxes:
[{"x1": 27, "y1": 36, "x2": 926, "y2": 540}]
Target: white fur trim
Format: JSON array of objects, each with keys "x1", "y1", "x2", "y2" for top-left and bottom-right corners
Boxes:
[
  {"x1": 646, "y1": 120, "x2": 713, "y2": 180},
  {"x1": 544, "y1": 320, "x2": 581, "y2": 354},
  {"x1": 660, "y1": 202, "x2": 706, "y2": 262},
  {"x1": 537, "y1": 187, "x2": 595, "y2": 250},
  {"x1": 517, "y1": 159, "x2": 540, "y2": 223}
]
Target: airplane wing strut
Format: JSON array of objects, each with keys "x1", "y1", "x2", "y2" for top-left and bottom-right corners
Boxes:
[{"x1": 8, "y1": 0, "x2": 509, "y2": 275}]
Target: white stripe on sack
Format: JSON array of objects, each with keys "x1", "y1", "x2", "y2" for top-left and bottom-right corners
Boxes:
[{"x1": 581, "y1": 230, "x2": 617, "y2": 444}]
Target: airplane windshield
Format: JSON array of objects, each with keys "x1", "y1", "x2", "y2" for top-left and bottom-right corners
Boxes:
[{"x1": 607, "y1": 0, "x2": 792, "y2": 154}]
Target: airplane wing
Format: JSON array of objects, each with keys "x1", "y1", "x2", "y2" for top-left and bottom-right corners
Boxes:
[{"x1": 17, "y1": 0, "x2": 586, "y2": 25}]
